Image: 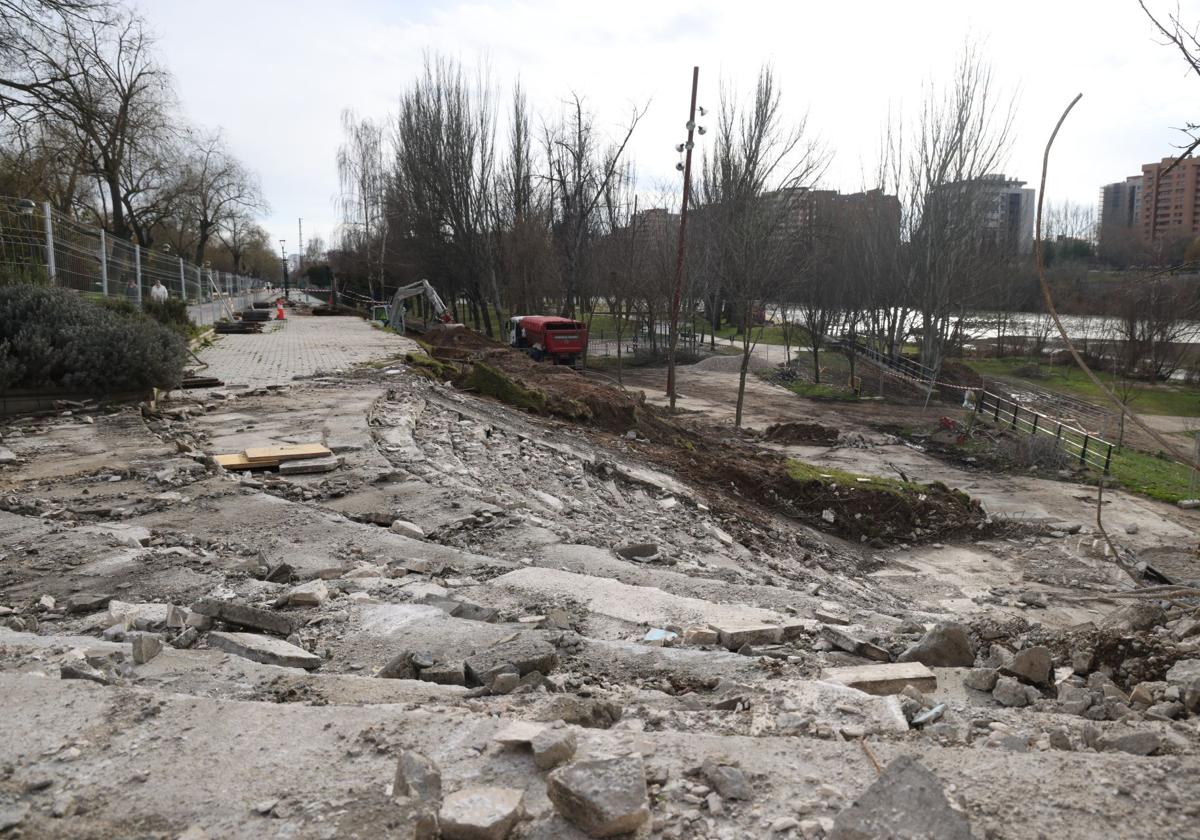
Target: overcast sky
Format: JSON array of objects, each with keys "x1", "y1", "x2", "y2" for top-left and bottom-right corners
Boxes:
[{"x1": 145, "y1": 0, "x2": 1195, "y2": 256}]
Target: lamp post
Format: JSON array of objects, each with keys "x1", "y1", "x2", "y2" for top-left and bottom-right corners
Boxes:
[
  {"x1": 280, "y1": 240, "x2": 290, "y2": 301},
  {"x1": 666, "y1": 66, "x2": 703, "y2": 412}
]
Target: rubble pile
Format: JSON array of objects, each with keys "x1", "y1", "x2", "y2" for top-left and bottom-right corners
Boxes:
[{"x1": 0, "y1": 332, "x2": 1198, "y2": 838}]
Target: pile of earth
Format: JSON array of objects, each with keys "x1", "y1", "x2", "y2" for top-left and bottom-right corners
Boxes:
[
  {"x1": 762, "y1": 421, "x2": 840, "y2": 445},
  {"x1": 422, "y1": 330, "x2": 987, "y2": 544}
]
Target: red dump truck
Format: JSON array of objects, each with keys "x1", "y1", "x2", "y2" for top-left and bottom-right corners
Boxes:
[{"x1": 508, "y1": 316, "x2": 588, "y2": 367}]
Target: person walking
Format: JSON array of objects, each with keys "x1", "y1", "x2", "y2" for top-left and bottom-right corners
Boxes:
[
  {"x1": 150, "y1": 279, "x2": 168, "y2": 303},
  {"x1": 124, "y1": 276, "x2": 139, "y2": 304}
]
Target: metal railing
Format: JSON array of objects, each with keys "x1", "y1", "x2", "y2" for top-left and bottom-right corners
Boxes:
[
  {"x1": 975, "y1": 389, "x2": 1114, "y2": 473},
  {"x1": 0, "y1": 196, "x2": 270, "y2": 325}
]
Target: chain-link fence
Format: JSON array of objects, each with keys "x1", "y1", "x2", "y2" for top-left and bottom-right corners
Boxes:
[{"x1": 0, "y1": 196, "x2": 271, "y2": 326}]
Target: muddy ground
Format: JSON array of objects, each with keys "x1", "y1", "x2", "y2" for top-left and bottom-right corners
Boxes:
[{"x1": 0, "y1": 316, "x2": 1199, "y2": 839}]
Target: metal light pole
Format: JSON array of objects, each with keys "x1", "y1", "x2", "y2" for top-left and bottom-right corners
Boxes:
[
  {"x1": 280, "y1": 240, "x2": 290, "y2": 301},
  {"x1": 666, "y1": 66, "x2": 701, "y2": 412}
]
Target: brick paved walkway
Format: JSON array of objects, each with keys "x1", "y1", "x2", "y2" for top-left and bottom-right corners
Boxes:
[{"x1": 196, "y1": 314, "x2": 414, "y2": 388}]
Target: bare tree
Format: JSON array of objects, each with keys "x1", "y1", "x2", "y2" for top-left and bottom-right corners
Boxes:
[
  {"x1": 182, "y1": 130, "x2": 264, "y2": 265},
  {"x1": 0, "y1": 9, "x2": 173, "y2": 239},
  {"x1": 543, "y1": 94, "x2": 644, "y2": 318},
  {"x1": 337, "y1": 109, "x2": 389, "y2": 300},
  {"x1": 696, "y1": 66, "x2": 827, "y2": 427}
]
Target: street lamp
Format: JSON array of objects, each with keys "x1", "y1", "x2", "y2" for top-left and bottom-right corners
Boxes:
[{"x1": 280, "y1": 240, "x2": 290, "y2": 301}]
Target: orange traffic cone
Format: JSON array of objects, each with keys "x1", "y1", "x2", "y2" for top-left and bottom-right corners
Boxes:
[{"x1": 276, "y1": 299, "x2": 285, "y2": 321}]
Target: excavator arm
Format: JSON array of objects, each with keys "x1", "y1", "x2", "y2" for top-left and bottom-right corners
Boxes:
[{"x1": 385, "y1": 280, "x2": 452, "y2": 332}]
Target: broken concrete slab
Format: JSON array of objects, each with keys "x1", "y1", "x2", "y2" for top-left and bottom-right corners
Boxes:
[
  {"x1": 829, "y1": 754, "x2": 972, "y2": 840},
  {"x1": 546, "y1": 757, "x2": 650, "y2": 838},
  {"x1": 821, "y1": 662, "x2": 936, "y2": 696},
  {"x1": 820, "y1": 625, "x2": 891, "y2": 662},
  {"x1": 1001, "y1": 646, "x2": 1053, "y2": 686},
  {"x1": 206, "y1": 631, "x2": 321, "y2": 670},
  {"x1": 191, "y1": 598, "x2": 296, "y2": 636},
  {"x1": 531, "y1": 727, "x2": 577, "y2": 770},
  {"x1": 287, "y1": 579, "x2": 329, "y2": 607},
  {"x1": 711, "y1": 623, "x2": 783, "y2": 650},
  {"x1": 130, "y1": 632, "x2": 163, "y2": 665},
  {"x1": 393, "y1": 750, "x2": 442, "y2": 802}
]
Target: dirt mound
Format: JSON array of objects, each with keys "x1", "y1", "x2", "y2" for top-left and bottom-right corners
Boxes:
[
  {"x1": 938, "y1": 360, "x2": 984, "y2": 392},
  {"x1": 426, "y1": 331, "x2": 985, "y2": 543},
  {"x1": 423, "y1": 323, "x2": 498, "y2": 351},
  {"x1": 762, "y1": 421, "x2": 839, "y2": 445}
]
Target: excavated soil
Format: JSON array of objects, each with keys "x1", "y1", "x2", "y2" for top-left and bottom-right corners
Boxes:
[{"x1": 424, "y1": 331, "x2": 985, "y2": 544}]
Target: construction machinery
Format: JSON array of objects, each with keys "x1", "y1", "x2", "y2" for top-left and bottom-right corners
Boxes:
[
  {"x1": 508, "y1": 315, "x2": 588, "y2": 367},
  {"x1": 384, "y1": 280, "x2": 456, "y2": 333}
]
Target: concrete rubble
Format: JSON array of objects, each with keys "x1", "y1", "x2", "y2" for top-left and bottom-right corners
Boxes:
[{"x1": 0, "y1": 325, "x2": 1198, "y2": 838}]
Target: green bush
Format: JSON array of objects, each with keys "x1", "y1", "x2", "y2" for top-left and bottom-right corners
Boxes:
[
  {"x1": 142, "y1": 297, "x2": 193, "y2": 336},
  {"x1": 0, "y1": 284, "x2": 187, "y2": 393}
]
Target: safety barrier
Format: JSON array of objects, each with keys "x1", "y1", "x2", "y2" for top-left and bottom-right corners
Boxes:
[{"x1": 975, "y1": 389, "x2": 1114, "y2": 474}]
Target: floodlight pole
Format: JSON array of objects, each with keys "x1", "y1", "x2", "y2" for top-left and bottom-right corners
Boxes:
[{"x1": 666, "y1": 66, "x2": 699, "y2": 412}]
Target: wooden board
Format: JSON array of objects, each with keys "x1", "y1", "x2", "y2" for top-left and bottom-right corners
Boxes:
[
  {"x1": 214, "y1": 453, "x2": 254, "y2": 470},
  {"x1": 243, "y1": 444, "x2": 331, "y2": 464}
]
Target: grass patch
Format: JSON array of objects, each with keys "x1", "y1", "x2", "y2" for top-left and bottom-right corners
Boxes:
[
  {"x1": 964, "y1": 356, "x2": 1200, "y2": 417},
  {"x1": 785, "y1": 381, "x2": 862, "y2": 401},
  {"x1": 1106, "y1": 448, "x2": 1195, "y2": 504},
  {"x1": 786, "y1": 459, "x2": 923, "y2": 495},
  {"x1": 404, "y1": 351, "x2": 457, "y2": 380},
  {"x1": 461, "y1": 362, "x2": 547, "y2": 413}
]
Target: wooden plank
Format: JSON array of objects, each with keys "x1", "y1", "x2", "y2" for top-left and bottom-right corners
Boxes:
[
  {"x1": 214, "y1": 453, "x2": 254, "y2": 470},
  {"x1": 243, "y1": 444, "x2": 331, "y2": 464}
]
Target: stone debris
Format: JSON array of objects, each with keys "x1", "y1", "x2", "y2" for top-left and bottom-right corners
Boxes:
[
  {"x1": 130, "y1": 632, "x2": 163, "y2": 665},
  {"x1": 206, "y1": 631, "x2": 322, "y2": 670},
  {"x1": 278, "y1": 455, "x2": 340, "y2": 475},
  {"x1": 393, "y1": 750, "x2": 442, "y2": 802},
  {"x1": 190, "y1": 598, "x2": 296, "y2": 636},
  {"x1": 439, "y1": 786, "x2": 524, "y2": 840},
  {"x1": 546, "y1": 757, "x2": 650, "y2": 838},
  {"x1": 829, "y1": 755, "x2": 972, "y2": 840},
  {"x1": 287, "y1": 579, "x2": 329, "y2": 607},
  {"x1": 390, "y1": 519, "x2": 426, "y2": 539},
  {"x1": 822, "y1": 662, "x2": 936, "y2": 696},
  {"x1": 1000, "y1": 646, "x2": 1053, "y2": 686},
  {"x1": 701, "y1": 758, "x2": 754, "y2": 800},
  {"x1": 821, "y1": 625, "x2": 891, "y2": 662},
  {"x1": 897, "y1": 621, "x2": 975, "y2": 667},
  {"x1": 531, "y1": 726, "x2": 577, "y2": 770}
]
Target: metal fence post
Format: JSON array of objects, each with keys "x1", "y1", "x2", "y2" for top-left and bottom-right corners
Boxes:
[
  {"x1": 1103, "y1": 444, "x2": 1113, "y2": 475},
  {"x1": 134, "y1": 244, "x2": 142, "y2": 304},
  {"x1": 1010, "y1": 403, "x2": 1019, "y2": 431},
  {"x1": 1080, "y1": 434, "x2": 1090, "y2": 466},
  {"x1": 42, "y1": 202, "x2": 56, "y2": 283},
  {"x1": 98, "y1": 229, "x2": 108, "y2": 295},
  {"x1": 1031, "y1": 414, "x2": 1039, "y2": 436},
  {"x1": 195, "y1": 265, "x2": 201, "y2": 301}
]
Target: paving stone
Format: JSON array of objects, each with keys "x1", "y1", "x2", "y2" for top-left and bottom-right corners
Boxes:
[
  {"x1": 439, "y1": 786, "x2": 524, "y2": 840},
  {"x1": 206, "y1": 631, "x2": 321, "y2": 670},
  {"x1": 546, "y1": 757, "x2": 650, "y2": 838},
  {"x1": 822, "y1": 662, "x2": 936, "y2": 696},
  {"x1": 829, "y1": 754, "x2": 972, "y2": 840},
  {"x1": 897, "y1": 622, "x2": 975, "y2": 667}
]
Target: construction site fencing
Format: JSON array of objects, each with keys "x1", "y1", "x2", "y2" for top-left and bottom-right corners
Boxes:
[
  {"x1": 975, "y1": 389, "x2": 1114, "y2": 474},
  {"x1": 0, "y1": 197, "x2": 270, "y2": 326}
]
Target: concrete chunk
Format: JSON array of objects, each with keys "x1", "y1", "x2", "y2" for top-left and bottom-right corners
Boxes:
[
  {"x1": 439, "y1": 787, "x2": 524, "y2": 840},
  {"x1": 287, "y1": 579, "x2": 329, "y2": 607},
  {"x1": 191, "y1": 598, "x2": 295, "y2": 636},
  {"x1": 710, "y1": 623, "x2": 783, "y2": 650},
  {"x1": 822, "y1": 662, "x2": 937, "y2": 696},
  {"x1": 547, "y1": 757, "x2": 650, "y2": 838},
  {"x1": 830, "y1": 755, "x2": 972, "y2": 840},
  {"x1": 278, "y1": 455, "x2": 339, "y2": 475},
  {"x1": 206, "y1": 631, "x2": 321, "y2": 670}
]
